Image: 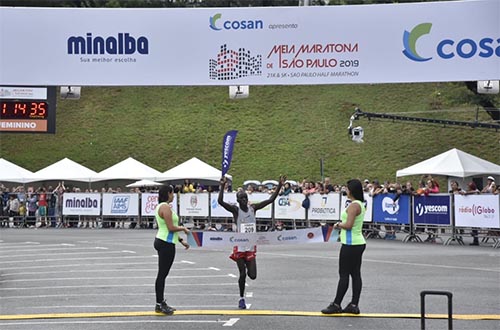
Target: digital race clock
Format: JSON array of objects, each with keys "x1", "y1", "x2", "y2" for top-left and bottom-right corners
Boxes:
[
  {"x1": 1, "y1": 100, "x2": 48, "y2": 119},
  {"x1": 0, "y1": 86, "x2": 56, "y2": 134}
]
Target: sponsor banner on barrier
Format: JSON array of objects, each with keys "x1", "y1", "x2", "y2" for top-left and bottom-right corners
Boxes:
[
  {"x1": 179, "y1": 193, "x2": 209, "y2": 217},
  {"x1": 63, "y1": 193, "x2": 101, "y2": 216},
  {"x1": 341, "y1": 193, "x2": 373, "y2": 222},
  {"x1": 413, "y1": 194, "x2": 451, "y2": 225},
  {"x1": 102, "y1": 193, "x2": 139, "y2": 216},
  {"x1": 141, "y1": 193, "x2": 177, "y2": 217},
  {"x1": 274, "y1": 194, "x2": 306, "y2": 220},
  {"x1": 372, "y1": 194, "x2": 410, "y2": 224},
  {"x1": 187, "y1": 226, "x2": 335, "y2": 248},
  {"x1": 210, "y1": 192, "x2": 236, "y2": 218},
  {"x1": 454, "y1": 194, "x2": 500, "y2": 229},
  {"x1": 1, "y1": 1, "x2": 497, "y2": 86},
  {"x1": 308, "y1": 193, "x2": 340, "y2": 221},
  {"x1": 210, "y1": 192, "x2": 272, "y2": 218}
]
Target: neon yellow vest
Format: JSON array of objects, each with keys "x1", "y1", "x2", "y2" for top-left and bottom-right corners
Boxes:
[
  {"x1": 340, "y1": 200, "x2": 366, "y2": 245},
  {"x1": 155, "y1": 202, "x2": 179, "y2": 244}
]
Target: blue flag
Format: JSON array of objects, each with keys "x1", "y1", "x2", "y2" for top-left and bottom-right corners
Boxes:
[{"x1": 221, "y1": 130, "x2": 238, "y2": 176}]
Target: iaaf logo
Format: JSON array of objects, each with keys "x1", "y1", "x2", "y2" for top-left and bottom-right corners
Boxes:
[
  {"x1": 402, "y1": 23, "x2": 499, "y2": 62},
  {"x1": 459, "y1": 204, "x2": 496, "y2": 216},
  {"x1": 111, "y1": 196, "x2": 129, "y2": 213},
  {"x1": 415, "y1": 203, "x2": 448, "y2": 216}
]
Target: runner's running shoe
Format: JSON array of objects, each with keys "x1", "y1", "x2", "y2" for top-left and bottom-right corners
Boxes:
[
  {"x1": 342, "y1": 303, "x2": 360, "y2": 314},
  {"x1": 155, "y1": 301, "x2": 175, "y2": 315},
  {"x1": 321, "y1": 302, "x2": 342, "y2": 314}
]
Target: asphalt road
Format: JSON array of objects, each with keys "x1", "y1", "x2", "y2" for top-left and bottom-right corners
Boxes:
[{"x1": 1, "y1": 228, "x2": 499, "y2": 330}]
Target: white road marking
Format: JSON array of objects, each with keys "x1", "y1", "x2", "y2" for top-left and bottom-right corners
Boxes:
[
  {"x1": 2, "y1": 292, "x2": 241, "y2": 300},
  {"x1": 0, "y1": 282, "x2": 237, "y2": 291},
  {"x1": 0, "y1": 255, "x2": 154, "y2": 264},
  {"x1": 0, "y1": 261, "x2": 158, "y2": 271},
  {"x1": 180, "y1": 260, "x2": 195, "y2": 264},
  {"x1": 209, "y1": 267, "x2": 221, "y2": 271},
  {"x1": 11, "y1": 304, "x2": 241, "y2": 309},
  {"x1": 121, "y1": 250, "x2": 136, "y2": 253},
  {"x1": 246, "y1": 292, "x2": 253, "y2": 297},
  {"x1": 1, "y1": 274, "x2": 235, "y2": 283},
  {"x1": 259, "y1": 251, "x2": 500, "y2": 273},
  {"x1": 0, "y1": 251, "x2": 133, "y2": 260},
  {"x1": 227, "y1": 273, "x2": 237, "y2": 278},
  {"x1": 0, "y1": 246, "x2": 109, "y2": 255},
  {"x1": 0, "y1": 241, "x2": 40, "y2": 247},
  {"x1": 223, "y1": 318, "x2": 240, "y2": 326},
  {"x1": 0, "y1": 319, "x2": 234, "y2": 326},
  {"x1": 1, "y1": 267, "x2": 218, "y2": 277}
]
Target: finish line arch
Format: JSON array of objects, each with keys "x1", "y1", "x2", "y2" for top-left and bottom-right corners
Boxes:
[{"x1": 0, "y1": 0, "x2": 498, "y2": 87}]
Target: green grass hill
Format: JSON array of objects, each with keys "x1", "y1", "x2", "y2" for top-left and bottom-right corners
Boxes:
[{"x1": 1, "y1": 83, "x2": 499, "y2": 187}]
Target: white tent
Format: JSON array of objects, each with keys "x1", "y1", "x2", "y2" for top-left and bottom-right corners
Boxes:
[
  {"x1": 126, "y1": 179, "x2": 163, "y2": 188},
  {"x1": 93, "y1": 157, "x2": 162, "y2": 182},
  {"x1": 396, "y1": 148, "x2": 500, "y2": 178},
  {"x1": 30, "y1": 158, "x2": 98, "y2": 182},
  {"x1": 0, "y1": 158, "x2": 35, "y2": 183},
  {"x1": 157, "y1": 157, "x2": 231, "y2": 184}
]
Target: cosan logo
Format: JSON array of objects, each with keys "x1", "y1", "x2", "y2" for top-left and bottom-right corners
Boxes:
[
  {"x1": 209, "y1": 13, "x2": 263, "y2": 31},
  {"x1": 67, "y1": 32, "x2": 149, "y2": 55},
  {"x1": 402, "y1": 23, "x2": 499, "y2": 62},
  {"x1": 277, "y1": 235, "x2": 298, "y2": 241}
]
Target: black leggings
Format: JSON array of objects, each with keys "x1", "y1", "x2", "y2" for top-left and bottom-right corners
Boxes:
[
  {"x1": 154, "y1": 238, "x2": 176, "y2": 304},
  {"x1": 334, "y1": 244, "x2": 366, "y2": 306},
  {"x1": 236, "y1": 258, "x2": 256, "y2": 297}
]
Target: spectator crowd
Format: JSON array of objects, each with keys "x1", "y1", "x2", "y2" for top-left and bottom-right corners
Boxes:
[{"x1": 1, "y1": 176, "x2": 499, "y2": 243}]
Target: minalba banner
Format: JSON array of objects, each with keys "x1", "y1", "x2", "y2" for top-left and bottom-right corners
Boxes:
[{"x1": 0, "y1": 0, "x2": 498, "y2": 86}]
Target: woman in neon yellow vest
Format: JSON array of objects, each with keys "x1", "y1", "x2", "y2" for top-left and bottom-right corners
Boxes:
[
  {"x1": 322, "y1": 178, "x2": 366, "y2": 315},
  {"x1": 154, "y1": 185, "x2": 190, "y2": 315}
]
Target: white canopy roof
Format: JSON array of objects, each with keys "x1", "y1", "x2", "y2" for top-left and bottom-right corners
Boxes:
[
  {"x1": 396, "y1": 148, "x2": 500, "y2": 178},
  {"x1": 157, "y1": 157, "x2": 231, "y2": 184},
  {"x1": 0, "y1": 158, "x2": 35, "y2": 183},
  {"x1": 31, "y1": 158, "x2": 98, "y2": 182},
  {"x1": 126, "y1": 179, "x2": 163, "y2": 188},
  {"x1": 93, "y1": 157, "x2": 162, "y2": 182}
]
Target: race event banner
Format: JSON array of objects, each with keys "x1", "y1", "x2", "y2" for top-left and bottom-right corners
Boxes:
[
  {"x1": 308, "y1": 193, "x2": 341, "y2": 221},
  {"x1": 140, "y1": 193, "x2": 178, "y2": 217},
  {"x1": 454, "y1": 194, "x2": 500, "y2": 229},
  {"x1": 63, "y1": 193, "x2": 101, "y2": 216},
  {"x1": 413, "y1": 194, "x2": 451, "y2": 226},
  {"x1": 274, "y1": 194, "x2": 306, "y2": 220},
  {"x1": 210, "y1": 192, "x2": 273, "y2": 218},
  {"x1": 102, "y1": 193, "x2": 139, "y2": 216},
  {"x1": 1, "y1": 0, "x2": 497, "y2": 86},
  {"x1": 340, "y1": 193, "x2": 373, "y2": 222},
  {"x1": 179, "y1": 193, "x2": 209, "y2": 217},
  {"x1": 372, "y1": 194, "x2": 410, "y2": 224},
  {"x1": 187, "y1": 226, "x2": 338, "y2": 248}
]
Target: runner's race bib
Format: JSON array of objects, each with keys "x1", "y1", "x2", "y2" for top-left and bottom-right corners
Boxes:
[{"x1": 240, "y1": 223, "x2": 256, "y2": 233}]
